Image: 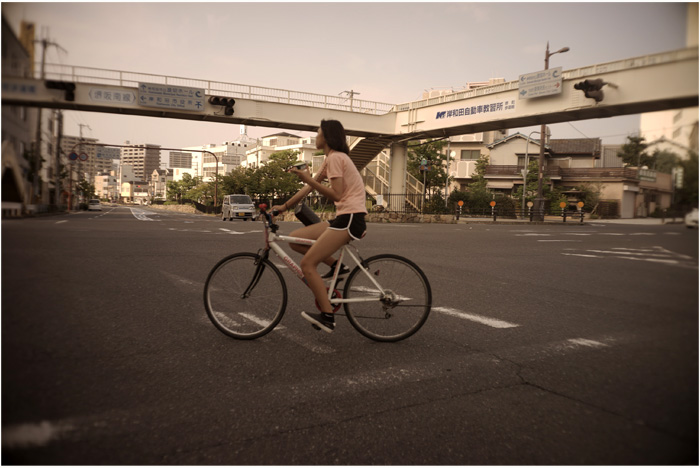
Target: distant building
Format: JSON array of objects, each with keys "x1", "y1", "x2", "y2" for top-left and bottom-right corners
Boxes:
[
  {"x1": 639, "y1": 3, "x2": 698, "y2": 158},
  {"x1": 169, "y1": 151, "x2": 193, "y2": 169},
  {"x1": 149, "y1": 168, "x2": 172, "y2": 199},
  {"x1": 244, "y1": 132, "x2": 319, "y2": 171},
  {"x1": 1, "y1": 15, "x2": 36, "y2": 214},
  {"x1": 120, "y1": 141, "x2": 161, "y2": 181},
  {"x1": 94, "y1": 171, "x2": 118, "y2": 201},
  {"x1": 185, "y1": 136, "x2": 254, "y2": 181}
]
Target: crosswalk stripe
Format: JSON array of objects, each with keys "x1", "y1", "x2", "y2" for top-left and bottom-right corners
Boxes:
[{"x1": 433, "y1": 307, "x2": 520, "y2": 329}]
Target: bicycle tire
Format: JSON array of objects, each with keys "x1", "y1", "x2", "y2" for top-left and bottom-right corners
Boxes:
[
  {"x1": 204, "y1": 252, "x2": 287, "y2": 339},
  {"x1": 343, "y1": 254, "x2": 431, "y2": 342}
]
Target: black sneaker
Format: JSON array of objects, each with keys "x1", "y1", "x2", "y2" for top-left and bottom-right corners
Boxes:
[
  {"x1": 321, "y1": 261, "x2": 350, "y2": 280},
  {"x1": 301, "y1": 311, "x2": 335, "y2": 333}
]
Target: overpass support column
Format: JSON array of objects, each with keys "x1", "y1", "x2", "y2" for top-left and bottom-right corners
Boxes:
[{"x1": 388, "y1": 142, "x2": 408, "y2": 211}]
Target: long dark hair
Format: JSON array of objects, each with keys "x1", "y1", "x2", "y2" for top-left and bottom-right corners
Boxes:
[{"x1": 320, "y1": 119, "x2": 350, "y2": 154}]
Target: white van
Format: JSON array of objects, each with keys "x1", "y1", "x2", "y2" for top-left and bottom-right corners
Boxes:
[
  {"x1": 222, "y1": 194, "x2": 255, "y2": 221},
  {"x1": 88, "y1": 199, "x2": 102, "y2": 211}
]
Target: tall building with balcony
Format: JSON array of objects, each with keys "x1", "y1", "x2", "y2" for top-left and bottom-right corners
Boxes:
[{"x1": 120, "y1": 142, "x2": 161, "y2": 181}]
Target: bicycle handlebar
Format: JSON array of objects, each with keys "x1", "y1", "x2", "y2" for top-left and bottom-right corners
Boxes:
[{"x1": 258, "y1": 204, "x2": 279, "y2": 226}]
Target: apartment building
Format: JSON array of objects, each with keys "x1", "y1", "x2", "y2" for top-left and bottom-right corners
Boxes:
[
  {"x1": 120, "y1": 142, "x2": 161, "y2": 182},
  {"x1": 184, "y1": 136, "x2": 253, "y2": 181},
  {"x1": 639, "y1": 3, "x2": 698, "y2": 158},
  {"x1": 244, "y1": 132, "x2": 318, "y2": 170},
  {"x1": 94, "y1": 171, "x2": 118, "y2": 201},
  {"x1": 1, "y1": 16, "x2": 35, "y2": 214},
  {"x1": 59, "y1": 134, "x2": 98, "y2": 181}
]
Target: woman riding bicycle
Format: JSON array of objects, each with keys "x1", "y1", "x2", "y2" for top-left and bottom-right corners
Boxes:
[{"x1": 272, "y1": 119, "x2": 367, "y2": 333}]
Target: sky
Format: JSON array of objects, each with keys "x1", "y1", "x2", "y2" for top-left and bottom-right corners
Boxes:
[{"x1": 2, "y1": 2, "x2": 692, "y2": 154}]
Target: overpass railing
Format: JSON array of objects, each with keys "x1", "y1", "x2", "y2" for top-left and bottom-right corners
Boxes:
[
  {"x1": 12, "y1": 62, "x2": 396, "y2": 116},
  {"x1": 393, "y1": 47, "x2": 698, "y2": 111}
]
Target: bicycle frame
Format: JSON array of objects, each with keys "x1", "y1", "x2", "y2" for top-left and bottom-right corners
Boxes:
[{"x1": 260, "y1": 211, "x2": 385, "y2": 306}]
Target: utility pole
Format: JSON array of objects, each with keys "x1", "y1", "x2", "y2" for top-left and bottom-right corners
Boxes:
[
  {"x1": 33, "y1": 36, "x2": 67, "y2": 204},
  {"x1": 341, "y1": 90, "x2": 360, "y2": 111},
  {"x1": 534, "y1": 41, "x2": 569, "y2": 221},
  {"x1": 54, "y1": 110, "x2": 63, "y2": 208}
]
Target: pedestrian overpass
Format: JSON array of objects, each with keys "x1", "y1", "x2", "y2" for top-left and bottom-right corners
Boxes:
[{"x1": 2, "y1": 46, "x2": 697, "y2": 197}]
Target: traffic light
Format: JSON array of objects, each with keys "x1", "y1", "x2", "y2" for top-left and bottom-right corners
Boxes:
[
  {"x1": 573, "y1": 79, "x2": 607, "y2": 103},
  {"x1": 45, "y1": 80, "x2": 76, "y2": 101},
  {"x1": 208, "y1": 96, "x2": 235, "y2": 115}
]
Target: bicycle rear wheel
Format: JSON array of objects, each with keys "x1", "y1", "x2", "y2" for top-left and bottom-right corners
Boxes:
[
  {"x1": 343, "y1": 254, "x2": 431, "y2": 342},
  {"x1": 204, "y1": 252, "x2": 287, "y2": 339}
]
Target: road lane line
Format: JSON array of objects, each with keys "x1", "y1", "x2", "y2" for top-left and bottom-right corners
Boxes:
[
  {"x1": 562, "y1": 253, "x2": 601, "y2": 258},
  {"x1": 2, "y1": 421, "x2": 72, "y2": 449},
  {"x1": 539, "y1": 239, "x2": 580, "y2": 242},
  {"x1": 433, "y1": 307, "x2": 519, "y2": 328},
  {"x1": 566, "y1": 338, "x2": 609, "y2": 348},
  {"x1": 55, "y1": 220, "x2": 67, "y2": 224}
]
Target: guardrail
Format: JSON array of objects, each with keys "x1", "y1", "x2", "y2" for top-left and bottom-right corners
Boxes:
[
  {"x1": 9, "y1": 62, "x2": 396, "y2": 116},
  {"x1": 393, "y1": 47, "x2": 698, "y2": 111}
]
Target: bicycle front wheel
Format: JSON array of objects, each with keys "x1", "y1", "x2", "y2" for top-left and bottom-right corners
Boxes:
[
  {"x1": 343, "y1": 254, "x2": 431, "y2": 342},
  {"x1": 204, "y1": 252, "x2": 287, "y2": 339}
]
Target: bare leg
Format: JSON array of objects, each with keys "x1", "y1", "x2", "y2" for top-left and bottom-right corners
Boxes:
[
  {"x1": 289, "y1": 222, "x2": 335, "y2": 267},
  {"x1": 300, "y1": 228, "x2": 352, "y2": 313}
]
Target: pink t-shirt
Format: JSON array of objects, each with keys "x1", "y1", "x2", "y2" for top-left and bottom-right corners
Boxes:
[{"x1": 318, "y1": 151, "x2": 367, "y2": 215}]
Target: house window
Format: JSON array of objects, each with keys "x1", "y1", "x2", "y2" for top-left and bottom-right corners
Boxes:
[{"x1": 460, "y1": 150, "x2": 480, "y2": 160}]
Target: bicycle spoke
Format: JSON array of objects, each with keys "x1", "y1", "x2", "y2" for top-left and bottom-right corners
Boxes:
[
  {"x1": 343, "y1": 254, "x2": 431, "y2": 342},
  {"x1": 204, "y1": 253, "x2": 287, "y2": 339}
]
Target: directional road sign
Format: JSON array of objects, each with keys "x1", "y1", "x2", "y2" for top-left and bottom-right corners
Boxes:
[
  {"x1": 138, "y1": 83, "x2": 205, "y2": 112},
  {"x1": 518, "y1": 67, "x2": 563, "y2": 99}
]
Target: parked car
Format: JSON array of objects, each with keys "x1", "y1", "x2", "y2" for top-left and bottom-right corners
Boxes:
[
  {"x1": 222, "y1": 194, "x2": 255, "y2": 221},
  {"x1": 88, "y1": 199, "x2": 102, "y2": 211},
  {"x1": 684, "y1": 207, "x2": 698, "y2": 228}
]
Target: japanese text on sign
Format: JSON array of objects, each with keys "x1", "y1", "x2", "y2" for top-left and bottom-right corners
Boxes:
[
  {"x1": 89, "y1": 88, "x2": 136, "y2": 103},
  {"x1": 435, "y1": 100, "x2": 516, "y2": 120},
  {"x1": 138, "y1": 83, "x2": 205, "y2": 112}
]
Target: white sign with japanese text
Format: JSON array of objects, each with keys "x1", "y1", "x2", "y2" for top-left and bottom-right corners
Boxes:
[
  {"x1": 518, "y1": 67, "x2": 563, "y2": 99},
  {"x1": 88, "y1": 88, "x2": 137, "y2": 104},
  {"x1": 138, "y1": 83, "x2": 205, "y2": 112}
]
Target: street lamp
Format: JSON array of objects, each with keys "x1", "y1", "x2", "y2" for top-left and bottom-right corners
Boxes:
[{"x1": 534, "y1": 42, "x2": 569, "y2": 221}]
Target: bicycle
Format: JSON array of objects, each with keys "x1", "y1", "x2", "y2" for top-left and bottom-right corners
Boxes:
[{"x1": 203, "y1": 205, "x2": 432, "y2": 342}]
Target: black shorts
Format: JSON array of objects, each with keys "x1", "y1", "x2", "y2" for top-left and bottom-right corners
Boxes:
[{"x1": 328, "y1": 213, "x2": 366, "y2": 241}]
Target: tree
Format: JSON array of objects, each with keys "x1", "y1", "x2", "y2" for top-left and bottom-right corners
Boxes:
[
  {"x1": 407, "y1": 139, "x2": 448, "y2": 197},
  {"x1": 618, "y1": 136, "x2": 654, "y2": 168},
  {"x1": 75, "y1": 179, "x2": 95, "y2": 202},
  {"x1": 650, "y1": 149, "x2": 680, "y2": 174},
  {"x1": 676, "y1": 151, "x2": 698, "y2": 209},
  {"x1": 512, "y1": 159, "x2": 539, "y2": 208},
  {"x1": 220, "y1": 150, "x2": 304, "y2": 202}
]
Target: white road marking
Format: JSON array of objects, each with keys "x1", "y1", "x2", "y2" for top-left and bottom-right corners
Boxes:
[
  {"x1": 55, "y1": 220, "x2": 67, "y2": 224},
  {"x1": 129, "y1": 208, "x2": 160, "y2": 221},
  {"x1": 515, "y1": 233, "x2": 551, "y2": 237},
  {"x1": 433, "y1": 307, "x2": 520, "y2": 329},
  {"x1": 538, "y1": 240, "x2": 582, "y2": 242},
  {"x1": 2, "y1": 421, "x2": 71, "y2": 448},
  {"x1": 567, "y1": 338, "x2": 609, "y2": 348},
  {"x1": 561, "y1": 246, "x2": 697, "y2": 269}
]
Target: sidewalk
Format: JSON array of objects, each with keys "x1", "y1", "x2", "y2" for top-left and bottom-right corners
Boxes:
[{"x1": 455, "y1": 216, "x2": 682, "y2": 226}]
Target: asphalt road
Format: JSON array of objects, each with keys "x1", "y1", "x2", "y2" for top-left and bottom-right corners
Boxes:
[{"x1": 2, "y1": 206, "x2": 698, "y2": 464}]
